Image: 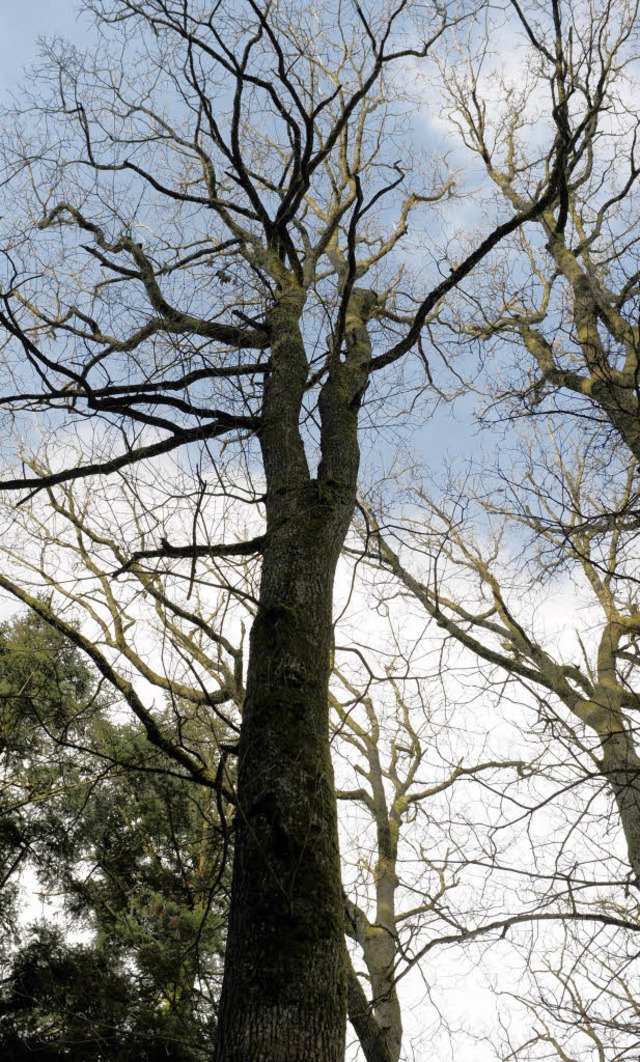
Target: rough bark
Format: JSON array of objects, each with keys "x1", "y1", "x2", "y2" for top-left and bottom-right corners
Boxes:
[
  {"x1": 600, "y1": 732, "x2": 640, "y2": 885},
  {"x1": 215, "y1": 283, "x2": 374, "y2": 1060},
  {"x1": 343, "y1": 722, "x2": 403, "y2": 1062},
  {"x1": 346, "y1": 953, "x2": 394, "y2": 1062}
]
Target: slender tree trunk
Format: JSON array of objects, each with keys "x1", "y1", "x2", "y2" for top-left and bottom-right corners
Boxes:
[
  {"x1": 343, "y1": 726, "x2": 403, "y2": 1062},
  {"x1": 346, "y1": 953, "x2": 394, "y2": 1062},
  {"x1": 600, "y1": 732, "x2": 640, "y2": 885},
  {"x1": 215, "y1": 283, "x2": 374, "y2": 1059}
]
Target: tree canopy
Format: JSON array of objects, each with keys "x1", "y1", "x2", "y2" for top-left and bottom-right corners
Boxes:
[{"x1": 0, "y1": 0, "x2": 639, "y2": 1059}]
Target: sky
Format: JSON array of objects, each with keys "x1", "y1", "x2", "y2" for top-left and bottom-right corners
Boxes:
[{"x1": 0, "y1": 0, "x2": 89, "y2": 97}]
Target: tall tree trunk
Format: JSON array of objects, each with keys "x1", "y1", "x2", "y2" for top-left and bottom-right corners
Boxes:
[
  {"x1": 215, "y1": 283, "x2": 374, "y2": 1059},
  {"x1": 214, "y1": 503, "x2": 348, "y2": 1059},
  {"x1": 346, "y1": 953, "x2": 394, "y2": 1062},
  {"x1": 600, "y1": 731, "x2": 640, "y2": 886}
]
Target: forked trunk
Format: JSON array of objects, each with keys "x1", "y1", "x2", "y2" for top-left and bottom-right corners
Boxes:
[{"x1": 215, "y1": 284, "x2": 372, "y2": 1059}]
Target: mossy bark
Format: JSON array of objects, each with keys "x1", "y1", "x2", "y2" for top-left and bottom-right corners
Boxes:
[
  {"x1": 215, "y1": 285, "x2": 374, "y2": 1060},
  {"x1": 600, "y1": 732, "x2": 640, "y2": 885}
]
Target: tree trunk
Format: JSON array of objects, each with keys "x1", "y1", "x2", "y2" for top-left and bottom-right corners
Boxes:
[
  {"x1": 215, "y1": 283, "x2": 373, "y2": 1059},
  {"x1": 600, "y1": 731, "x2": 640, "y2": 886},
  {"x1": 214, "y1": 505, "x2": 348, "y2": 1059},
  {"x1": 346, "y1": 953, "x2": 394, "y2": 1062}
]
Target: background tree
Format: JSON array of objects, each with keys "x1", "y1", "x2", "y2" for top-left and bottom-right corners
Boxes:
[
  {"x1": 433, "y1": 0, "x2": 640, "y2": 454},
  {"x1": 332, "y1": 656, "x2": 531, "y2": 1062},
  {"x1": 494, "y1": 919, "x2": 640, "y2": 1061},
  {"x1": 0, "y1": 608, "x2": 230, "y2": 1060},
  {"x1": 366, "y1": 427, "x2": 640, "y2": 876},
  {"x1": 334, "y1": 506, "x2": 640, "y2": 1058},
  {"x1": 348, "y1": 0, "x2": 640, "y2": 1051}
]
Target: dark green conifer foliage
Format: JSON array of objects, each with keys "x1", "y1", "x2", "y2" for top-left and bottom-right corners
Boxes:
[{"x1": 0, "y1": 610, "x2": 229, "y2": 1060}]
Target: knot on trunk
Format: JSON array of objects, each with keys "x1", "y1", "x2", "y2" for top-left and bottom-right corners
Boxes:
[{"x1": 346, "y1": 288, "x2": 378, "y2": 328}]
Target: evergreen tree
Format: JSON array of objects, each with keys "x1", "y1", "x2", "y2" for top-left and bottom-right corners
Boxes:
[{"x1": 0, "y1": 610, "x2": 229, "y2": 1060}]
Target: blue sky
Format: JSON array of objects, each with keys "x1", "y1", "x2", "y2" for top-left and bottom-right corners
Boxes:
[{"x1": 0, "y1": 0, "x2": 89, "y2": 96}]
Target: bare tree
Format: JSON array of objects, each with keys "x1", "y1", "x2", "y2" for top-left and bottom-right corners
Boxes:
[
  {"x1": 365, "y1": 422, "x2": 640, "y2": 873},
  {"x1": 358, "y1": 418, "x2": 640, "y2": 1053},
  {"x1": 493, "y1": 918, "x2": 640, "y2": 1061},
  {"x1": 432, "y1": 0, "x2": 640, "y2": 457},
  {"x1": 331, "y1": 598, "x2": 640, "y2": 1061},
  {"x1": 332, "y1": 655, "x2": 532, "y2": 1062},
  {"x1": 347, "y1": 6, "x2": 640, "y2": 1051},
  {"x1": 359, "y1": 464, "x2": 640, "y2": 1045},
  {"x1": 0, "y1": 0, "x2": 566, "y2": 1056}
]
